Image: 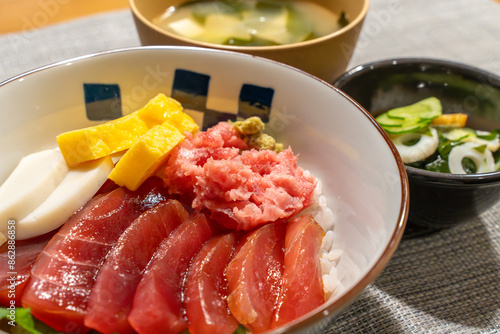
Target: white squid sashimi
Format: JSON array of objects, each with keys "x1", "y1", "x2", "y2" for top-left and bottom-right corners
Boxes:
[
  {"x1": 0, "y1": 148, "x2": 68, "y2": 238},
  {"x1": 392, "y1": 128, "x2": 439, "y2": 164},
  {"x1": 448, "y1": 142, "x2": 496, "y2": 174},
  {"x1": 16, "y1": 156, "x2": 114, "y2": 240}
]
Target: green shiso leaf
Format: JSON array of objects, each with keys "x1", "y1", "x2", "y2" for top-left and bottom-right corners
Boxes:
[
  {"x1": 0, "y1": 307, "x2": 72, "y2": 334},
  {"x1": 0, "y1": 307, "x2": 8, "y2": 318},
  {"x1": 0, "y1": 307, "x2": 42, "y2": 334}
]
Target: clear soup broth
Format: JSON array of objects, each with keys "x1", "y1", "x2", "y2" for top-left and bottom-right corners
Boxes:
[{"x1": 152, "y1": 0, "x2": 348, "y2": 46}]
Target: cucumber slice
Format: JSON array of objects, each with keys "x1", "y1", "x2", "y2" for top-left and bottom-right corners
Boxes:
[
  {"x1": 387, "y1": 97, "x2": 442, "y2": 120},
  {"x1": 376, "y1": 112, "x2": 429, "y2": 134},
  {"x1": 375, "y1": 113, "x2": 405, "y2": 127},
  {"x1": 384, "y1": 121, "x2": 428, "y2": 135},
  {"x1": 442, "y1": 128, "x2": 475, "y2": 141}
]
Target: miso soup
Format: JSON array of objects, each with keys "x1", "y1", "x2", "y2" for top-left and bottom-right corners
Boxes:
[{"x1": 152, "y1": 0, "x2": 348, "y2": 46}]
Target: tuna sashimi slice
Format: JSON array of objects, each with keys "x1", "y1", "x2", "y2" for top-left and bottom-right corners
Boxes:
[
  {"x1": 271, "y1": 214, "x2": 325, "y2": 328},
  {"x1": 185, "y1": 233, "x2": 240, "y2": 334},
  {"x1": 84, "y1": 199, "x2": 189, "y2": 334},
  {"x1": 128, "y1": 213, "x2": 220, "y2": 334},
  {"x1": 1, "y1": 194, "x2": 104, "y2": 308},
  {"x1": 0, "y1": 229, "x2": 57, "y2": 307},
  {"x1": 21, "y1": 177, "x2": 170, "y2": 333},
  {"x1": 225, "y1": 220, "x2": 286, "y2": 333}
]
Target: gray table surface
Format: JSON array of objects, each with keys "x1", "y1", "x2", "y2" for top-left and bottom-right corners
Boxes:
[{"x1": 1, "y1": 0, "x2": 500, "y2": 333}]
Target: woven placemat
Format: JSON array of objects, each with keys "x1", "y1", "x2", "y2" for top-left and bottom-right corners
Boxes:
[
  {"x1": 324, "y1": 200, "x2": 500, "y2": 333},
  {"x1": 0, "y1": 1, "x2": 499, "y2": 333}
]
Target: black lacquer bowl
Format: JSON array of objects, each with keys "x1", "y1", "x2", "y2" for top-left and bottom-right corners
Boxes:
[{"x1": 334, "y1": 58, "x2": 500, "y2": 232}]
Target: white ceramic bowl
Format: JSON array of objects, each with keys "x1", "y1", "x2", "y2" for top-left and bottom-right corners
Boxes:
[{"x1": 0, "y1": 46, "x2": 408, "y2": 333}]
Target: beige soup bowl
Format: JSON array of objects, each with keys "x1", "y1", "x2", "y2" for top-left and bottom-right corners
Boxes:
[{"x1": 129, "y1": 0, "x2": 369, "y2": 83}]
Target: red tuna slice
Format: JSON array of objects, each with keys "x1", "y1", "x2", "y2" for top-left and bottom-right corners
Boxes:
[
  {"x1": 0, "y1": 229, "x2": 58, "y2": 307},
  {"x1": 128, "y1": 213, "x2": 220, "y2": 334},
  {"x1": 185, "y1": 232, "x2": 240, "y2": 334},
  {"x1": 271, "y1": 214, "x2": 325, "y2": 329},
  {"x1": 84, "y1": 199, "x2": 189, "y2": 334},
  {"x1": 225, "y1": 220, "x2": 286, "y2": 333},
  {"x1": 21, "y1": 177, "x2": 170, "y2": 333},
  {"x1": 0, "y1": 195, "x2": 104, "y2": 308}
]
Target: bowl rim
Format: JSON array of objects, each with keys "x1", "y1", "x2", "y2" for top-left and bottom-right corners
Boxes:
[
  {"x1": 128, "y1": 0, "x2": 370, "y2": 51},
  {"x1": 0, "y1": 45, "x2": 409, "y2": 332},
  {"x1": 333, "y1": 57, "x2": 500, "y2": 185}
]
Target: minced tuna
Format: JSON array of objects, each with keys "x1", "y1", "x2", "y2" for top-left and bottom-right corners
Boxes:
[{"x1": 164, "y1": 122, "x2": 317, "y2": 230}]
